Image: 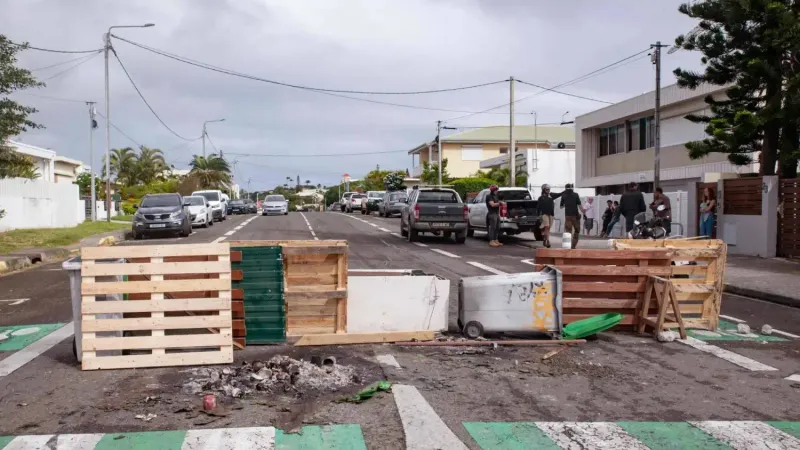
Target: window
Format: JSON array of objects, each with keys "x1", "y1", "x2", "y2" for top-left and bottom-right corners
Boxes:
[
  {"x1": 461, "y1": 146, "x2": 483, "y2": 161},
  {"x1": 418, "y1": 190, "x2": 459, "y2": 203},
  {"x1": 141, "y1": 195, "x2": 180, "y2": 207},
  {"x1": 195, "y1": 191, "x2": 220, "y2": 202},
  {"x1": 599, "y1": 128, "x2": 608, "y2": 156},
  {"x1": 265, "y1": 195, "x2": 285, "y2": 202},
  {"x1": 598, "y1": 123, "x2": 630, "y2": 157},
  {"x1": 499, "y1": 147, "x2": 508, "y2": 154}
]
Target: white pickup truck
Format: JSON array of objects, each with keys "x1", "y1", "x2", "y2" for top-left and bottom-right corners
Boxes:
[{"x1": 466, "y1": 187, "x2": 543, "y2": 241}]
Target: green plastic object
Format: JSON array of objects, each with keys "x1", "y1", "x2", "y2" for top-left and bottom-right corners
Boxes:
[
  {"x1": 337, "y1": 381, "x2": 392, "y2": 404},
  {"x1": 562, "y1": 313, "x2": 624, "y2": 340}
]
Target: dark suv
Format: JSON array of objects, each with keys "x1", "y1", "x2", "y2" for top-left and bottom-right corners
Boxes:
[{"x1": 132, "y1": 193, "x2": 192, "y2": 239}]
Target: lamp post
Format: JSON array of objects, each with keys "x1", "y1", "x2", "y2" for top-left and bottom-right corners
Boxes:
[
  {"x1": 104, "y1": 23, "x2": 154, "y2": 221},
  {"x1": 202, "y1": 118, "x2": 225, "y2": 157}
]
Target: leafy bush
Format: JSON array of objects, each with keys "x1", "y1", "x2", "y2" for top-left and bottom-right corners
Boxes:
[
  {"x1": 384, "y1": 171, "x2": 405, "y2": 191},
  {"x1": 450, "y1": 177, "x2": 496, "y2": 201},
  {"x1": 120, "y1": 180, "x2": 179, "y2": 200},
  {"x1": 120, "y1": 201, "x2": 138, "y2": 215}
]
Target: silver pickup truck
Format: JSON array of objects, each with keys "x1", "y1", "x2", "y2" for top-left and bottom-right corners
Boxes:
[
  {"x1": 466, "y1": 187, "x2": 543, "y2": 241},
  {"x1": 400, "y1": 187, "x2": 468, "y2": 243}
]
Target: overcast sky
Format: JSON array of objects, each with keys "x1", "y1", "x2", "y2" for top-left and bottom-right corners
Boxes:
[{"x1": 3, "y1": 0, "x2": 702, "y2": 191}]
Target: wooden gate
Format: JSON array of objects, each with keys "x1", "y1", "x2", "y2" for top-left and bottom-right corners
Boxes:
[
  {"x1": 696, "y1": 182, "x2": 717, "y2": 238},
  {"x1": 779, "y1": 178, "x2": 800, "y2": 258}
]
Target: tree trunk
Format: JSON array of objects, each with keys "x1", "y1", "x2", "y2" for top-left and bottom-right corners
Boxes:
[{"x1": 761, "y1": 78, "x2": 782, "y2": 176}]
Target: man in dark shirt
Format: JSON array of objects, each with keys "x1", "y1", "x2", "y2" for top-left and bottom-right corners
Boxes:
[
  {"x1": 486, "y1": 185, "x2": 502, "y2": 247},
  {"x1": 650, "y1": 187, "x2": 672, "y2": 236},
  {"x1": 536, "y1": 184, "x2": 563, "y2": 248},
  {"x1": 619, "y1": 182, "x2": 647, "y2": 233},
  {"x1": 601, "y1": 200, "x2": 614, "y2": 238},
  {"x1": 559, "y1": 183, "x2": 584, "y2": 249}
]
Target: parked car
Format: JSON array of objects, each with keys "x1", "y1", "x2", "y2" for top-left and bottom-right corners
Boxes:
[
  {"x1": 244, "y1": 199, "x2": 258, "y2": 213},
  {"x1": 227, "y1": 199, "x2": 248, "y2": 215},
  {"x1": 361, "y1": 191, "x2": 385, "y2": 215},
  {"x1": 192, "y1": 189, "x2": 227, "y2": 222},
  {"x1": 262, "y1": 194, "x2": 289, "y2": 215},
  {"x1": 132, "y1": 193, "x2": 192, "y2": 239},
  {"x1": 466, "y1": 187, "x2": 543, "y2": 241},
  {"x1": 379, "y1": 191, "x2": 408, "y2": 217},
  {"x1": 400, "y1": 187, "x2": 468, "y2": 243},
  {"x1": 340, "y1": 192, "x2": 355, "y2": 212},
  {"x1": 185, "y1": 195, "x2": 213, "y2": 228},
  {"x1": 345, "y1": 193, "x2": 366, "y2": 213}
]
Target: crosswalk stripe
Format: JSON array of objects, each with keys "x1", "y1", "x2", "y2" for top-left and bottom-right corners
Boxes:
[
  {"x1": 56, "y1": 434, "x2": 105, "y2": 450},
  {"x1": 0, "y1": 322, "x2": 73, "y2": 377},
  {"x1": 392, "y1": 384, "x2": 467, "y2": 450},
  {"x1": 690, "y1": 421, "x2": 800, "y2": 450},
  {"x1": 677, "y1": 337, "x2": 778, "y2": 371},
  {"x1": 535, "y1": 422, "x2": 649, "y2": 450},
  {"x1": 182, "y1": 427, "x2": 275, "y2": 449},
  {"x1": 4, "y1": 435, "x2": 54, "y2": 449}
]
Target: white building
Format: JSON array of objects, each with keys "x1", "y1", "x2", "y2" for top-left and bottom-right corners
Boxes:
[
  {"x1": 8, "y1": 140, "x2": 56, "y2": 182},
  {"x1": 481, "y1": 146, "x2": 592, "y2": 198},
  {"x1": 575, "y1": 83, "x2": 759, "y2": 194}
]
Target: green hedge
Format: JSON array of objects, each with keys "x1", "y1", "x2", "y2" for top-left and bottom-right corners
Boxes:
[{"x1": 450, "y1": 177, "x2": 496, "y2": 201}]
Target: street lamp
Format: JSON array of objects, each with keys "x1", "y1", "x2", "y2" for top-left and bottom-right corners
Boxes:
[
  {"x1": 202, "y1": 118, "x2": 225, "y2": 157},
  {"x1": 104, "y1": 23, "x2": 154, "y2": 221}
]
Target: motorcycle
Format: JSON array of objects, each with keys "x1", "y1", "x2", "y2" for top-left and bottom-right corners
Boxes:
[{"x1": 628, "y1": 205, "x2": 668, "y2": 240}]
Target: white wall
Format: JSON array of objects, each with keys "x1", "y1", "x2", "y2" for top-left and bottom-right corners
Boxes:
[
  {"x1": 0, "y1": 178, "x2": 85, "y2": 231},
  {"x1": 716, "y1": 176, "x2": 778, "y2": 257},
  {"x1": 526, "y1": 148, "x2": 578, "y2": 192}
]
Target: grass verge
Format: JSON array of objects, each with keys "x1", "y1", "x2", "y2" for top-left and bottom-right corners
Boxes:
[
  {"x1": 0, "y1": 221, "x2": 130, "y2": 254},
  {"x1": 114, "y1": 215, "x2": 135, "y2": 222}
]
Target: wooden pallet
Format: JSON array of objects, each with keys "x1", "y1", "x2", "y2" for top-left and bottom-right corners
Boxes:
[
  {"x1": 80, "y1": 244, "x2": 233, "y2": 370},
  {"x1": 534, "y1": 248, "x2": 673, "y2": 329},
  {"x1": 612, "y1": 239, "x2": 727, "y2": 330},
  {"x1": 637, "y1": 276, "x2": 687, "y2": 339},
  {"x1": 229, "y1": 240, "x2": 348, "y2": 336}
]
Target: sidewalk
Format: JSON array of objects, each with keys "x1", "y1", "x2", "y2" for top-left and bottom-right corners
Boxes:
[{"x1": 723, "y1": 255, "x2": 800, "y2": 308}]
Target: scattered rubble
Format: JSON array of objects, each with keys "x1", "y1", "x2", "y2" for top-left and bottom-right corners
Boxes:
[
  {"x1": 737, "y1": 323, "x2": 751, "y2": 335},
  {"x1": 761, "y1": 324, "x2": 773, "y2": 335},
  {"x1": 656, "y1": 331, "x2": 679, "y2": 342},
  {"x1": 135, "y1": 413, "x2": 157, "y2": 422},
  {"x1": 185, "y1": 355, "x2": 357, "y2": 398}
]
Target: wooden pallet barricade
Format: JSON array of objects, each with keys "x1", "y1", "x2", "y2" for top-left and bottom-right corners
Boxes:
[
  {"x1": 80, "y1": 243, "x2": 233, "y2": 370},
  {"x1": 613, "y1": 239, "x2": 727, "y2": 330},
  {"x1": 534, "y1": 248, "x2": 673, "y2": 329}
]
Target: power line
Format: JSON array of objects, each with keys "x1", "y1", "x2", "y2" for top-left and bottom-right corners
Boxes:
[
  {"x1": 41, "y1": 51, "x2": 101, "y2": 81},
  {"x1": 28, "y1": 53, "x2": 99, "y2": 71},
  {"x1": 515, "y1": 79, "x2": 613, "y2": 104},
  {"x1": 226, "y1": 149, "x2": 409, "y2": 158},
  {"x1": 541, "y1": 49, "x2": 651, "y2": 92},
  {"x1": 111, "y1": 48, "x2": 201, "y2": 141},
  {"x1": 8, "y1": 40, "x2": 104, "y2": 54},
  {"x1": 205, "y1": 133, "x2": 219, "y2": 153},
  {"x1": 14, "y1": 91, "x2": 89, "y2": 103},
  {"x1": 95, "y1": 111, "x2": 144, "y2": 148},
  {"x1": 110, "y1": 35, "x2": 506, "y2": 95}
]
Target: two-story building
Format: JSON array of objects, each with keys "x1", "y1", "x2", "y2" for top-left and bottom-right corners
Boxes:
[
  {"x1": 575, "y1": 83, "x2": 759, "y2": 194},
  {"x1": 408, "y1": 125, "x2": 575, "y2": 179}
]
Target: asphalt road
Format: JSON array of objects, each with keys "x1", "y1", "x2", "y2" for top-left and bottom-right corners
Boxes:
[{"x1": 1, "y1": 210, "x2": 799, "y2": 448}]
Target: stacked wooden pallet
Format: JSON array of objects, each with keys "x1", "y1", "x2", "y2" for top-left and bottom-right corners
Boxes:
[
  {"x1": 613, "y1": 239, "x2": 727, "y2": 330},
  {"x1": 79, "y1": 244, "x2": 233, "y2": 370},
  {"x1": 534, "y1": 248, "x2": 673, "y2": 329}
]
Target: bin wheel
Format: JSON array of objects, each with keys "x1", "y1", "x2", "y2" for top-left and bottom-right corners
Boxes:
[
  {"x1": 463, "y1": 321, "x2": 484, "y2": 339},
  {"x1": 72, "y1": 336, "x2": 77, "y2": 360}
]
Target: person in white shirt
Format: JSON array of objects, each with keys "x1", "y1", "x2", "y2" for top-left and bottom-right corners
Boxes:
[{"x1": 582, "y1": 197, "x2": 595, "y2": 236}]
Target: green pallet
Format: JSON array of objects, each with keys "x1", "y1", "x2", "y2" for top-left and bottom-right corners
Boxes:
[{"x1": 232, "y1": 246, "x2": 286, "y2": 343}]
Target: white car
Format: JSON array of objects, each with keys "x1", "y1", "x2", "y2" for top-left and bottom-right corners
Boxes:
[
  {"x1": 186, "y1": 195, "x2": 213, "y2": 228},
  {"x1": 345, "y1": 193, "x2": 366, "y2": 213},
  {"x1": 192, "y1": 189, "x2": 227, "y2": 222},
  {"x1": 262, "y1": 194, "x2": 289, "y2": 216}
]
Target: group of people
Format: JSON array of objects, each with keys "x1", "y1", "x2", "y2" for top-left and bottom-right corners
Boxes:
[{"x1": 485, "y1": 181, "x2": 717, "y2": 249}]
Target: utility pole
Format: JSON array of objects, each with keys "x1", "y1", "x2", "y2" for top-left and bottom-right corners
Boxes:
[
  {"x1": 436, "y1": 121, "x2": 442, "y2": 185},
  {"x1": 652, "y1": 41, "x2": 667, "y2": 190},
  {"x1": 87, "y1": 101, "x2": 97, "y2": 221},
  {"x1": 202, "y1": 123, "x2": 206, "y2": 158},
  {"x1": 104, "y1": 32, "x2": 111, "y2": 222},
  {"x1": 509, "y1": 76, "x2": 516, "y2": 187}
]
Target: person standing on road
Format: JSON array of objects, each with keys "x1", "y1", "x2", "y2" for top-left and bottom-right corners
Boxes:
[
  {"x1": 486, "y1": 185, "x2": 503, "y2": 247},
  {"x1": 619, "y1": 182, "x2": 647, "y2": 234},
  {"x1": 650, "y1": 187, "x2": 672, "y2": 236},
  {"x1": 601, "y1": 200, "x2": 614, "y2": 238},
  {"x1": 536, "y1": 184, "x2": 563, "y2": 248},
  {"x1": 605, "y1": 201, "x2": 621, "y2": 237},
  {"x1": 700, "y1": 187, "x2": 716, "y2": 237},
  {"x1": 582, "y1": 197, "x2": 595, "y2": 237},
  {"x1": 559, "y1": 184, "x2": 584, "y2": 249}
]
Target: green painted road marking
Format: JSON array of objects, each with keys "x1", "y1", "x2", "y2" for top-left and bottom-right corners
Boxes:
[
  {"x1": 464, "y1": 422, "x2": 560, "y2": 450},
  {"x1": 0, "y1": 436, "x2": 14, "y2": 449},
  {"x1": 275, "y1": 425, "x2": 367, "y2": 449},
  {"x1": 767, "y1": 421, "x2": 800, "y2": 440},
  {"x1": 684, "y1": 320, "x2": 786, "y2": 342},
  {"x1": 94, "y1": 430, "x2": 187, "y2": 450},
  {"x1": 0, "y1": 323, "x2": 66, "y2": 352},
  {"x1": 618, "y1": 421, "x2": 732, "y2": 450}
]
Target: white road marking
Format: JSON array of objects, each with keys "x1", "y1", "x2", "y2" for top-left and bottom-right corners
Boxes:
[
  {"x1": 379, "y1": 227, "x2": 391, "y2": 232},
  {"x1": 431, "y1": 249, "x2": 460, "y2": 258},
  {"x1": 690, "y1": 420, "x2": 800, "y2": 450},
  {"x1": 391, "y1": 233, "x2": 404, "y2": 239},
  {"x1": 785, "y1": 374, "x2": 800, "y2": 382},
  {"x1": 0, "y1": 322, "x2": 74, "y2": 377},
  {"x1": 300, "y1": 213, "x2": 318, "y2": 240},
  {"x1": 772, "y1": 329, "x2": 800, "y2": 339},
  {"x1": 182, "y1": 427, "x2": 276, "y2": 450},
  {"x1": 56, "y1": 433, "x2": 105, "y2": 450},
  {"x1": 467, "y1": 261, "x2": 507, "y2": 275},
  {"x1": 412, "y1": 242, "x2": 428, "y2": 247},
  {"x1": 521, "y1": 259, "x2": 536, "y2": 266},
  {"x1": 536, "y1": 422, "x2": 649, "y2": 450},
  {"x1": 376, "y1": 354, "x2": 402, "y2": 369},
  {"x1": 677, "y1": 337, "x2": 778, "y2": 371},
  {"x1": 720, "y1": 314, "x2": 746, "y2": 323},
  {"x1": 369, "y1": 223, "x2": 378, "y2": 227},
  {"x1": 224, "y1": 230, "x2": 236, "y2": 236},
  {"x1": 212, "y1": 236, "x2": 227, "y2": 243},
  {"x1": 392, "y1": 384, "x2": 467, "y2": 450},
  {"x1": 4, "y1": 435, "x2": 54, "y2": 450},
  {"x1": 0, "y1": 298, "x2": 29, "y2": 305}
]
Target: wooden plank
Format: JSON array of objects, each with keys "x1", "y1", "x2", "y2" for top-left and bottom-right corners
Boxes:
[
  {"x1": 337, "y1": 252, "x2": 348, "y2": 290},
  {"x1": 232, "y1": 270, "x2": 243, "y2": 281},
  {"x1": 284, "y1": 284, "x2": 339, "y2": 293},
  {"x1": 283, "y1": 246, "x2": 347, "y2": 256},
  {"x1": 674, "y1": 283, "x2": 714, "y2": 293},
  {"x1": 675, "y1": 291, "x2": 714, "y2": 301},
  {"x1": 82, "y1": 298, "x2": 231, "y2": 314},
  {"x1": 82, "y1": 347, "x2": 233, "y2": 370},
  {"x1": 294, "y1": 331, "x2": 434, "y2": 346},
  {"x1": 336, "y1": 297, "x2": 347, "y2": 334},
  {"x1": 82, "y1": 243, "x2": 230, "y2": 260},
  {"x1": 535, "y1": 248, "x2": 673, "y2": 260},
  {"x1": 287, "y1": 316, "x2": 336, "y2": 327},
  {"x1": 288, "y1": 326, "x2": 336, "y2": 335},
  {"x1": 285, "y1": 289, "x2": 347, "y2": 300},
  {"x1": 286, "y1": 273, "x2": 337, "y2": 285},
  {"x1": 83, "y1": 333, "x2": 232, "y2": 351},
  {"x1": 230, "y1": 251, "x2": 242, "y2": 262},
  {"x1": 562, "y1": 281, "x2": 645, "y2": 293},
  {"x1": 672, "y1": 265, "x2": 709, "y2": 276},
  {"x1": 563, "y1": 298, "x2": 639, "y2": 309},
  {"x1": 228, "y1": 239, "x2": 346, "y2": 248},
  {"x1": 535, "y1": 265, "x2": 671, "y2": 276},
  {"x1": 81, "y1": 261, "x2": 231, "y2": 277},
  {"x1": 285, "y1": 263, "x2": 337, "y2": 276},
  {"x1": 287, "y1": 303, "x2": 337, "y2": 315},
  {"x1": 81, "y1": 278, "x2": 230, "y2": 295},
  {"x1": 83, "y1": 315, "x2": 230, "y2": 332},
  {"x1": 81, "y1": 260, "x2": 97, "y2": 360}
]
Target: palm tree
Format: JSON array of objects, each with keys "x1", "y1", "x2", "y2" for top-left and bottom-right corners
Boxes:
[
  {"x1": 136, "y1": 147, "x2": 168, "y2": 185},
  {"x1": 103, "y1": 147, "x2": 137, "y2": 186},
  {"x1": 189, "y1": 153, "x2": 232, "y2": 189}
]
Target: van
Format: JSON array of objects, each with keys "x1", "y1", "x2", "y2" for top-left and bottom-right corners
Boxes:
[{"x1": 192, "y1": 189, "x2": 227, "y2": 221}]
